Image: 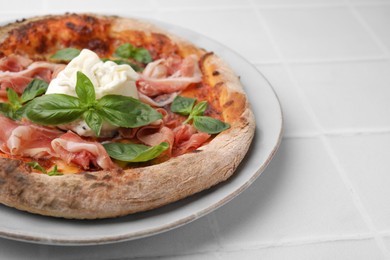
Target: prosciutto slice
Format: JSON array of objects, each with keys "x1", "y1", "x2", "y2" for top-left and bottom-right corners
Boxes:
[
  {"x1": 0, "y1": 54, "x2": 33, "y2": 72},
  {"x1": 0, "y1": 60, "x2": 65, "y2": 96},
  {"x1": 172, "y1": 124, "x2": 210, "y2": 157},
  {"x1": 137, "y1": 55, "x2": 202, "y2": 97},
  {"x1": 51, "y1": 131, "x2": 116, "y2": 170},
  {"x1": 0, "y1": 115, "x2": 62, "y2": 157}
]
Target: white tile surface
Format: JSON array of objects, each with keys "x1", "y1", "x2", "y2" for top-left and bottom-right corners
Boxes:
[
  {"x1": 158, "y1": 9, "x2": 279, "y2": 63},
  {"x1": 0, "y1": 214, "x2": 219, "y2": 259},
  {"x1": 217, "y1": 239, "x2": 385, "y2": 260},
  {"x1": 44, "y1": 0, "x2": 154, "y2": 12},
  {"x1": 328, "y1": 134, "x2": 390, "y2": 231},
  {"x1": 256, "y1": 64, "x2": 320, "y2": 136},
  {"x1": 212, "y1": 138, "x2": 369, "y2": 247},
  {"x1": 355, "y1": 5, "x2": 390, "y2": 52},
  {"x1": 0, "y1": 1, "x2": 389, "y2": 259},
  {"x1": 260, "y1": 6, "x2": 384, "y2": 61},
  {"x1": 290, "y1": 60, "x2": 390, "y2": 132},
  {"x1": 0, "y1": 0, "x2": 43, "y2": 12},
  {"x1": 152, "y1": 0, "x2": 251, "y2": 9}
]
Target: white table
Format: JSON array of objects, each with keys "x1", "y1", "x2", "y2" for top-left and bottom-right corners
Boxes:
[{"x1": 1, "y1": 0, "x2": 390, "y2": 259}]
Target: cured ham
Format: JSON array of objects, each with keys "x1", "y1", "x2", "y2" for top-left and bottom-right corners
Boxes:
[
  {"x1": 0, "y1": 54, "x2": 32, "y2": 72},
  {"x1": 51, "y1": 131, "x2": 116, "y2": 170},
  {"x1": 138, "y1": 92, "x2": 178, "y2": 107},
  {"x1": 0, "y1": 115, "x2": 62, "y2": 158},
  {"x1": 137, "y1": 126, "x2": 174, "y2": 154},
  {"x1": 137, "y1": 55, "x2": 202, "y2": 97},
  {"x1": 0, "y1": 60, "x2": 65, "y2": 96},
  {"x1": 172, "y1": 124, "x2": 210, "y2": 157}
]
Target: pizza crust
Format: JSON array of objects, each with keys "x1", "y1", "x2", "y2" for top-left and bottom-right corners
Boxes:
[{"x1": 0, "y1": 14, "x2": 255, "y2": 219}]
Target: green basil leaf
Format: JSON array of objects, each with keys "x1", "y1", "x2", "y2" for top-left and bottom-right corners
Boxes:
[
  {"x1": 114, "y1": 43, "x2": 152, "y2": 64},
  {"x1": 13, "y1": 105, "x2": 27, "y2": 120},
  {"x1": 97, "y1": 95, "x2": 162, "y2": 128},
  {"x1": 47, "y1": 165, "x2": 63, "y2": 176},
  {"x1": 114, "y1": 43, "x2": 134, "y2": 59},
  {"x1": 103, "y1": 142, "x2": 169, "y2": 162},
  {"x1": 193, "y1": 116, "x2": 230, "y2": 134},
  {"x1": 132, "y1": 48, "x2": 152, "y2": 64},
  {"x1": 20, "y1": 79, "x2": 49, "y2": 103},
  {"x1": 0, "y1": 103, "x2": 14, "y2": 118},
  {"x1": 183, "y1": 100, "x2": 208, "y2": 124},
  {"x1": 84, "y1": 110, "x2": 103, "y2": 136},
  {"x1": 191, "y1": 101, "x2": 208, "y2": 117},
  {"x1": 27, "y1": 161, "x2": 47, "y2": 174},
  {"x1": 25, "y1": 94, "x2": 84, "y2": 125},
  {"x1": 76, "y1": 71, "x2": 96, "y2": 105},
  {"x1": 51, "y1": 48, "x2": 81, "y2": 61},
  {"x1": 171, "y1": 96, "x2": 196, "y2": 115},
  {"x1": 6, "y1": 88, "x2": 21, "y2": 108}
]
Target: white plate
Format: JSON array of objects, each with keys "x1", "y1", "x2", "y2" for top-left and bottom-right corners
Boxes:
[{"x1": 0, "y1": 19, "x2": 283, "y2": 245}]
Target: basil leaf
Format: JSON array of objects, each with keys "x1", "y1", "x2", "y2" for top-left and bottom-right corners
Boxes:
[
  {"x1": 193, "y1": 116, "x2": 230, "y2": 134},
  {"x1": 25, "y1": 94, "x2": 84, "y2": 125},
  {"x1": 47, "y1": 165, "x2": 63, "y2": 176},
  {"x1": 0, "y1": 103, "x2": 14, "y2": 118},
  {"x1": 84, "y1": 110, "x2": 103, "y2": 136},
  {"x1": 13, "y1": 105, "x2": 27, "y2": 120},
  {"x1": 20, "y1": 79, "x2": 49, "y2": 103},
  {"x1": 114, "y1": 43, "x2": 152, "y2": 64},
  {"x1": 76, "y1": 71, "x2": 96, "y2": 105},
  {"x1": 6, "y1": 88, "x2": 21, "y2": 108},
  {"x1": 132, "y1": 48, "x2": 152, "y2": 64},
  {"x1": 183, "y1": 100, "x2": 208, "y2": 124},
  {"x1": 171, "y1": 96, "x2": 196, "y2": 115},
  {"x1": 27, "y1": 161, "x2": 47, "y2": 173},
  {"x1": 103, "y1": 142, "x2": 169, "y2": 162},
  {"x1": 114, "y1": 43, "x2": 134, "y2": 59},
  {"x1": 97, "y1": 95, "x2": 162, "y2": 128},
  {"x1": 28, "y1": 162, "x2": 62, "y2": 176},
  {"x1": 51, "y1": 48, "x2": 81, "y2": 61},
  {"x1": 191, "y1": 101, "x2": 208, "y2": 117}
]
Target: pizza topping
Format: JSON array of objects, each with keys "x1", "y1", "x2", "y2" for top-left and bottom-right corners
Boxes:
[
  {"x1": 172, "y1": 124, "x2": 211, "y2": 157},
  {"x1": 136, "y1": 54, "x2": 202, "y2": 97},
  {"x1": 51, "y1": 131, "x2": 116, "y2": 170},
  {"x1": 103, "y1": 142, "x2": 169, "y2": 163},
  {"x1": 26, "y1": 71, "x2": 162, "y2": 137},
  {"x1": 114, "y1": 43, "x2": 153, "y2": 64},
  {"x1": 136, "y1": 126, "x2": 175, "y2": 153},
  {"x1": 46, "y1": 49, "x2": 139, "y2": 99},
  {"x1": 0, "y1": 54, "x2": 33, "y2": 72},
  {"x1": 170, "y1": 96, "x2": 230, "y2": 134},
  {"x1": 27, "y1": 162, "x2": 63, "y2": 176},
  {"x1": 0, "y1": 43, "x2": 230, "y2": 172},
  {"x1": 0, "y1": 115, "x2": 62, "y2": 158},
  {"x1": 50, "y1": 48, "x2": 81, "y2": 62},
  {"x1": 0, "y1": 61, "x2": 64, "y2": 97}
]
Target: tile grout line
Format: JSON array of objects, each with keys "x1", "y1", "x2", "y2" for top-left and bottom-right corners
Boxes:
[
  {"x1": 205, "y1": 213, "x2": 224, "y2": 259},
  {"x1": 250, "y1": 0, "x2": 390, "y2": 258},
  {"x1": 118, "y1": 233, "x2": 379, "y2": 259},
  {"x1": 282, "y1": 127, "x2": 390, "y2": 139},
  {"x1": 252, "y1": 55, "x2": 390, "y2": 66},
  {"x1": 346, "y1": 0, "x2": 390, "y2": 58}
]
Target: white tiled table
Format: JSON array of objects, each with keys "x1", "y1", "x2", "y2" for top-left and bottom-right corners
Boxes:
[{"x1": 1, "y1": 0, "x2": 390, "y2": 259}]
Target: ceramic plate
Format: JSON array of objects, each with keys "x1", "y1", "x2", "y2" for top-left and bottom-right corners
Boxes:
[{"x1": 0, "y1": 19, "x2": 283, "y2": 245}]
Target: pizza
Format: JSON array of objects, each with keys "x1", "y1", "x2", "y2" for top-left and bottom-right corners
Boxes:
[{"x1": 0, "y1": 14, "x2": 255, "y2": 219}]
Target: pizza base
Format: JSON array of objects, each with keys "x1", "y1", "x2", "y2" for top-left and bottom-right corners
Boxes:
[{"x1": 0, "y1": 14, "x2": 255, "y2": 219}]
